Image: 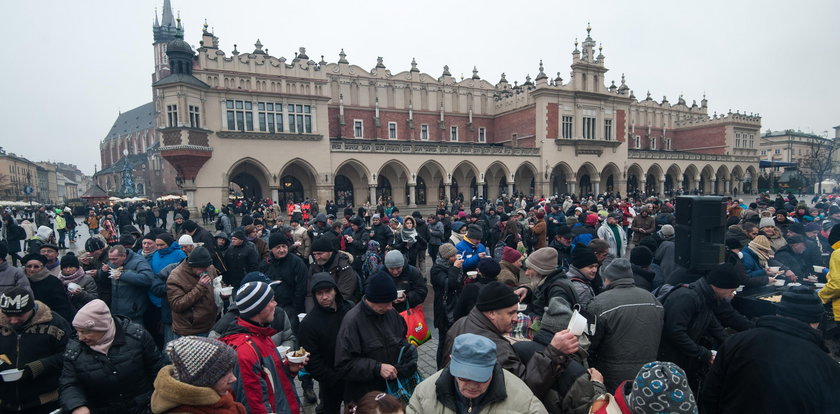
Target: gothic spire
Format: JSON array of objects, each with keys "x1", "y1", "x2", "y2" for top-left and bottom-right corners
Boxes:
[{"x1": 161, "y1": 0, "x2": 175, "y2": 27}]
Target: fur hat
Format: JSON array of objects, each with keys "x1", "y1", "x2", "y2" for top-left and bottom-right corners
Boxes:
[{"x1": 311, "y1": 236, "x2": 333, "y2": 253}]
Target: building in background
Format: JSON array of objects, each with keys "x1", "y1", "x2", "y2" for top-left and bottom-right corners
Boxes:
[
  {"x1": 759, "y1": 129, "x2": 838, "y2": 193},
  {"x1": 0, "y1": 148, "x2": 39, "y2": 201},
  {"x1": 148, "y1": 3, "x2": 761, "y2": 213}
]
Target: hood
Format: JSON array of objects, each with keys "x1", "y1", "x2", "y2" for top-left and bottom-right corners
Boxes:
[
  {"x1": 157, "y1": 242, "x2": 182, "y2": 257},
  {"x1": 151, "y1": 366, "x2": 224, "y2": 413},
  {"x1": 36, "y1": 225, "x2": 53, "y2": 240},
  {"x1": 315, "y1": 213, "x2": 327, "y2": 224},
  {"x1": 310, "y1": 272, "x2": 338, "y2": 296}
]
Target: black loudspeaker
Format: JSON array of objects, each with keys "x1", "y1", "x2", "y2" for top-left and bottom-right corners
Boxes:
[{"x1": 675, "y1": 196, "x2": 726, "y2": 272}]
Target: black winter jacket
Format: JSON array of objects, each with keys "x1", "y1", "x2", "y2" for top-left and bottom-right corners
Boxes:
[
  {"x1": 334, "y1": 300, "x2": 415, "y2": 403},
  {"x1": 701, "y1": 316, "x2": 840, "y2": 413},
  {"x1": 0, "y1": 302, "x2": 72, "y2": 412},
  {"x1": 526, "y1": 270, "x2": 578, "y2": 318},
  {"x1": 222, "y1": 241, "x2": 260, "y2": 288},
  {"x1": 381, "y1": 265, "x2": 427, "y2": 313},
  {"x1": 260, "y1": 252, "x2": 308, "y2": 315},
  {"x1": 657, "y1": 278, "x2": 727, "y2": 389},
  {"x1": 430, "y1": 258, "x2": 463, "y2": 331},
  {"x1": 298, "y1": 274, "x2": 353, "y2": 389},
  {"x1": 59, "y1": 316, "x2": 163, "y2": 414}
]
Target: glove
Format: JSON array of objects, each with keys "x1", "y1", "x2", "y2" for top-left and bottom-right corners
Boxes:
[
  {"x1": 20, "y1": 364, "x2": 33, "y2": 381},
  {"x1": 0, "y1": 359, "x2": 13, "y2": 372}
]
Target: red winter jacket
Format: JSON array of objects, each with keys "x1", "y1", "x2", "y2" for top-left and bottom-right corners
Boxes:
[{"x1": 219, "y1": 318, "x2": 300, "y2": 414}]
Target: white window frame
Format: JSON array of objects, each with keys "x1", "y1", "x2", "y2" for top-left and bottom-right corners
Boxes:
[
  {"x1": 634, "y1": 135, "x2": 641, "y2": 149},
  {"x1": 166, "y1": 104, "x2": 178, "y2": 128},
  {"x1": 665, "y1": 138, "x2": 672, "y2": 150},
  {"x1": 353, "y1": 120, "x2": 364, "y2": 138},
  {"x1": 478, "y1": 127, "x2": 486, "y2": 143},
  {"x1": 388, "y1": 122, "x2": 398, "y2": 139},
  {"x1": 450, "y1": 126, "x2": 458, "y2": 142},
  {"x1": 604, "y1": 119, "x2": 612, "y2": 141},
  {"x1": 562, "y1": 115, "x2": 573, "y2": 138},
  {"x1": 420, "y1": 124, "x2": 429, "y2": 140},
  {"x1": 188, "y1": 105, "x2": 200, "y2": 129},
  {"x1": 650, "y1": 137, "x2": 657, "y2": 150}
]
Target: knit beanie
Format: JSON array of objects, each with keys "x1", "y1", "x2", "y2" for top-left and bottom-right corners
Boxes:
[
  {"x1": 311, "y1": 236, "x2": 333, "y2": 253},
  {"x1": 438, "y1": 243, "x2": 458, "y2": 260},
  {"x1": 725, "y1": 238, "x2": 743, "y2": 251},
  {"x1": 525, "y1": 247, "x2": 558, "y2": 275},
  {"x1": 182, "y1": 220, "x2": 199, "y2": 232},
  {"x1": 372, "y1": 214, "x2": 381, "y2": 221},
  {"x1": 365, "y1": 271, "x2": 397, "y2": 303},
  {"x1": 630, "y1": 246, "x2": 654, "y2": 267},
  {"x1": 178, "y1": 235, "x2": 196, "y2": 246},
  {"x1": 706, "y1": 263, "x2": 741, "y2": 289},
  {"x1": 85, "y1": 237, "x2": 106, "y2": 253},
  {"x1": 539, "y1": 296, "x2": 573, "y2": 335},
  {"x1": 269, "y1": 232, "x2": 290, "y2": 249},
  {"x1": 166, "y1": 336, "x2": 238, "y2": 388},
  {"x1": 602, "y1": 258, "x2": 633, "y2": 281},
  {"x1": 585, "y1": 214, "x2": 599, "y2": 226},
  {"x1": 477, "y1": 258, "x2": 501, "y2": 278},
  {"x1": 156, "y1": 232, "x2": 175, "y2": 247},
  {"x1": 0, "y1": 286, "x2": 35, "y2": 315},
  {"x1": 776, "y1": 286, "x2": 824, "y2": 324},
  {"x1": 187, "y1": 246, "x2": 212, "y2": 268},
  {"x1": 72, "y1": 299, "x2": 114, "y2": 332},
  {"x1": 830, "y1": 224, "x2": 840, "y2": 246},
  {"x1": 60, "y1": 252, "x2": 80, "y2": 269},
  {"x1": 805, "y1": 222, "x2": 822, "y2": 233},
  {"x1": 475, "y1": 281, "x2": 519, "y2": 312},
  {"x1": 501, "y1": 246, "x2": 522, "y2": 264},
  {"x1": 384, "y1": 250, "x2": 405, "y2": 268},
  {"x1": 21, "y1": 253, "x2": 48, "y2": 266},
  {"x1": 235, "y1": 282, "x2": 275, "y2": 319},
  {"x1": 466, "y1": 224, "x2": 483, "y2": 241},
  {"x1": 661, "y1": 224, "x2": 675, "y2": 238},
  {"x1": 451, "y1": 221, "x2": 466, "y2": 233},
  {"x1": 230, "y1": 230, "x2": 246, "y2": 241},
  {"x1": 759, "y1": 217, "x2": 775, "y2": 228},
  {"x1": 571, "y1": 246, "x2": 598, "y2": 269},
  {"x1": 628, "y1": 361, "x2": 698, "y2": 414}
]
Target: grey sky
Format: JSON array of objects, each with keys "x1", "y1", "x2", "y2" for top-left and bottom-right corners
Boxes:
[{"x1": 2, "y1": 0, "x2": 837, "y2": 175}]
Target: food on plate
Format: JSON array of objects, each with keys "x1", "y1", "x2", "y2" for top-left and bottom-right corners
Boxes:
[
  {"x1": 292, "y1": 347, "x2": 308, "y2": 357},
  {"x1": 760, "y1": 294, "x2": 782, "y2": 303}
]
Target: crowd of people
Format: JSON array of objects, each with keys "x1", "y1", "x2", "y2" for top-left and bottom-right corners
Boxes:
[{"x1": 1, "y1": 190, "x2": 840, "y2": 414}]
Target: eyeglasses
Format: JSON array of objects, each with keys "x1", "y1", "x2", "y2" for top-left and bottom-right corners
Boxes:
[{"x1": 25, "y1": 264, "x2": 43, "y2": 269}]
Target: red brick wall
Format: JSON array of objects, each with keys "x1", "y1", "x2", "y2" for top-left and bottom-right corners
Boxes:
[
  {"x1": 329, "y1": 107, "x2": 493, "y2": 142},
  {"x1": 615, "y1": 110, "x2": 626, "y2": 143},
  {"x1": 546, "y1": 103, "x2": 559, "y2": 139},
  {"x1": 671, "y1": 125, "x2": 727, "y2": 154},
  {"x1": 494, "y1": 106, "x2": 536, "y2": 147}
]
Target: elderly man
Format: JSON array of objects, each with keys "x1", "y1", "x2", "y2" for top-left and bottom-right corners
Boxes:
[
  {"x1": 95, "y1": 245, "x2": 154, "y2": 322},
  {"x1": 335, "y1": 271, "x2": 417, "y2": 404},
  {"x1": 39, "y1": 244, "x2": 61, "y2": 278},
  {"x1": 0, "y1": 286, "x2": 72, "y2": 414},
  {"x1": 516, "y1": 247, "x2": 578, "y2": 318},
  {"x1": 443, "y1": 281, "x2": 579, "y2": 400},
  {"x1": 597, "y1": 212, "x2": 627, "y2": 259},
  {"x1": 408, "y1": 333, "x2": 547, "y2": 413},
  {"x1": 587, "y1": 259, "x2": 664, "y2": 390},
  {"x1": 380, "y1": 250, "x2": 427, "y2": 313}
]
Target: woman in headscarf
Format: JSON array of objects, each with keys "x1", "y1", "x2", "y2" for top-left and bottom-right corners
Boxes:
[
  {"x1": 399, "y1": 216, "x2": 420, "y2": 267},
  {"x1": 449, "y1": 221, "x2": 467, "y2": 245},
  {"x1": 59, "y1": 299, "x2": 163, "y2": 414},
  {"x1": 740, "y1": 235, "x2": 777, "y2": 289}
]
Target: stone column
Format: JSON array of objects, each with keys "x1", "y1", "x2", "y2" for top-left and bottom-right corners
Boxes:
[
  {"x1": 477, "y1": 182, "x2": 484, "y2": 198},
  {"x1": 507, "y1": 183, "x2": 514, "y2": 198},
  {"x1": 658, "y1": 178, "x2": 665, "y2": 196},
  {"x1": 270, "y1": 187, "x2": 279, "y2": 203},
  {"x1": 593, "y1": 181, "x2": 601, "y2": 195},
  {"x1": 408, "y1": 184, "x2": 417, "y2": 208},
  {"x1": 369, "y1": 185, "x2": 377, "y2": 205},
  {"x1": 445, "y1": 183, "x2": 452, "y2": 202},
  {"x1": 567, "y1": 180, "x2": 576, "y2": 196}
]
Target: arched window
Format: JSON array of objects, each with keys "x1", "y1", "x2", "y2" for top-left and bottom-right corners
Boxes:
[
  {"x1": 377, "y1": 176, "x2": 392, "y2": 201},
  {"x1": 279, "y1": 175, "x2": 304, "y2": 205},
  {"x1": 416, "y1": 177, "x2": 426, "y2": 205},
  {"x1": 497, "y1": 176, "x2": 507, "y2": 198},
  {"x1": 579, "y1": 175, "x2": 592, "y2": 195},
  {"x1": 606, "y1": 175, "x2": 614, "y2": 192},
  {"x1": 334, "y1": 175, "x2": 354, "y2": 208}
]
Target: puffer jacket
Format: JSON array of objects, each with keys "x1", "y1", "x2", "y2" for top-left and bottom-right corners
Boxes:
[
  {"x1": 59, "y1": 316, "x2": 163, "y2": 414},
  {"x1": 166, "y1": 261, "x2": 218, "y2": 336},
  {"x1": 334, "y1": 299, "x2": 414, "y2": 404},
  {"x1": 95, "y1": 249, "x2": 154, "y2": 321},
  {"x1": 442, "y1": 307, "x2": 571, "y2": 400},
  {"x1": 0, "y1": 301, "x2": 72, "y2": 412},
  {"x1": 0, "y1": 261, "x2": 30, "y2": 294},
  {"x1": 151, "y1": 365, "x2": 246, "y2": 414},
  {"x1": 818, "y1": 240, "x2": 840, "y2": 321},
  {"x1": 587, "y1": 278, "x2": 664, "y2": 391},
  {"x1": 407, "y1": 364, "x2": 548, "y2": 414}
]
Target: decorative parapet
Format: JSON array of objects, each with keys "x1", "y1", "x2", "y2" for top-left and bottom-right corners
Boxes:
[
  {"x1": 628, "y1": 149, "x2": 758, "y2": 163},
  {"x1": 555, "y1": 138, "x2": 622, "y2": 156},
  {"x1": 216, "y1": 131, "x2": 323, "y2": 141},
  {"x1": 159, "y1": 127, "x2": 213, "y2": 147},
  {"x1": 330, "y1": 139, "x2": 540, "y2": 156}
]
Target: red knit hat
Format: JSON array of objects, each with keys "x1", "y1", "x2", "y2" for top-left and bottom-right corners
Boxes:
[{"x1": 501, "y1": 246, "x2": 522, "y2": 264}]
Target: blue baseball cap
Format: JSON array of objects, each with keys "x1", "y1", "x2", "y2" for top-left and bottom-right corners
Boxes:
[{"x1": 449, "y1": 334, "x2": 496, "y2": 382}]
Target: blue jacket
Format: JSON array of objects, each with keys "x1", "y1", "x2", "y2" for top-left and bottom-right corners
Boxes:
[
  {"x1": 103, "y1": 249, "x2": 154, "y2": 321},
  {"x1": 739, "y1": 247, "x2": 767, "y2": 279},
  {"x1": 455, "y1": 239, "x2": 488, "y2": 271},
  {"x1": 148, "y1": 243, "x2": 186, "y2": 308}
]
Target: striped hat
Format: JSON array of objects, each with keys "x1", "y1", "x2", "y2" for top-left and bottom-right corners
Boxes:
[
  {"x1": 166, "y1": 336, "x2": 237, "y2": 388},
  {"x1": 235, "y1": 282, "x2": 274, "y2": 318}
]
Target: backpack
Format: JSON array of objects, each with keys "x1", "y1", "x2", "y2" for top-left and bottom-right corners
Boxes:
[
  {"x1": 215, "y1": 218, "x2": 224, "y2": 231},
  {"x1": 492, "y1": 241, "x2": 506, "y2": 260},
  {"x1": 653, "y1": 283, "x2": 686, "y2": 304},
  {"x1": 524, "y1": 227, "x2": 539, "y2": 247}
]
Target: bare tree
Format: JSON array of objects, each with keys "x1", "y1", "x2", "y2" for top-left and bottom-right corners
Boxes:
[{"x1": 800, "y1": 138, "x2": 838, "y2": 194}]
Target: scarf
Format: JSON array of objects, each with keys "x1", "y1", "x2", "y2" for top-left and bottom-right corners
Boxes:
[
  {"x1": 89, "y1": 322, "x2": 117, "y2": 355},
  {"x1": 59, "y1": 267, "x2": 86, "y2": 285},
  {"x1": 747, "y1": 244, "x2": 771, "y2": 267},
  {"x1": 26, "y1": 268, "x2": 51, "y2": 282},
  {"x1": 400, "y1": 227, "x2": 417, "y2": 245}
]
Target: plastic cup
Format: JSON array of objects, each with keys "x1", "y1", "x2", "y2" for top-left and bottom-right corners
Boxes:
[
  {"x1": 67, "y1": 282, "x2": 82, "y2": 293},
  {"x1": 567, "y1": 309, "x2": 587, "y2": 336},
  {"x1": 467, "y1": 271, "x2": 478, "y2": 279},
  {"x1": 767, "y1": 266, "x2": 780, "y2": 272},
  {"x1": 774, "y1": 278, "x2": 785, "y2": 287},
  {"x1": 518, "y1": 303, "x2": 528, "y2": 312},
  {"x1": 0, "y1": 369, "x2": 23, "y2": 382},
  {"x1": 813, "y1": 265, "x2": 826, "y2": 273},
  {"x1": 298, "y1": 313, "x2": 306, "y2": 322}
]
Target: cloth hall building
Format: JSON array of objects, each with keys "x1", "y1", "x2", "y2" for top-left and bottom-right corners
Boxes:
[{"x1": 133, "y1": 2, "x2": 761, "y2": 211}]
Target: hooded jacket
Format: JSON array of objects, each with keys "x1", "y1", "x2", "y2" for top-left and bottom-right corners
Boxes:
[
  {"x1": 0, "y1": 261, "x2": 30, "y2": 294},
  {"x1": 150, "y1": 365, "x2": 246, "y2": 414},
  {"x1": 0, "y1": 301, "x2": 72, "y2": 412},
  {"x1": 308, "y1": 250, "x2": 358, "y2": 307},
  {"x1": 406, "y1": 364, "x2": 548, "y2": 414},
  {"x1": 298, "y1": 274, "x2": 353, "y2": 390},
  {"x1": 27, "y1": 268, "x2": 75, "y2": 323}
]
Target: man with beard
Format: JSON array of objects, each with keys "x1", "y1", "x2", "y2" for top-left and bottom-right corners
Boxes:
[
  {"x1": 298, "y1": 273, "x2": 353, "y2": 414},
  {"x1": 308, "y1": 237, "x2": 358, "y2": 306},
  {"x1": 259, "y1": 233, "x2": 308, "y2": 331},
  {"x1": 0, "y1": 286, "x2": 72, "y2": 414}
]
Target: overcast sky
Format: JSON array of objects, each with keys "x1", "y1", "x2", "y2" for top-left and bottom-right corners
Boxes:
[{"x1": 2, "y1": 0, "x2": 837, "y2": 175}]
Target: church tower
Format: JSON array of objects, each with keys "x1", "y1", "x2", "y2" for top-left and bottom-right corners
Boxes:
[
  {"x1": 152, "y1": 0, "x2": 177, "y2": 83},
  {"x1": 570, "y1": 23, "x2": 609, "y2": 93}
]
